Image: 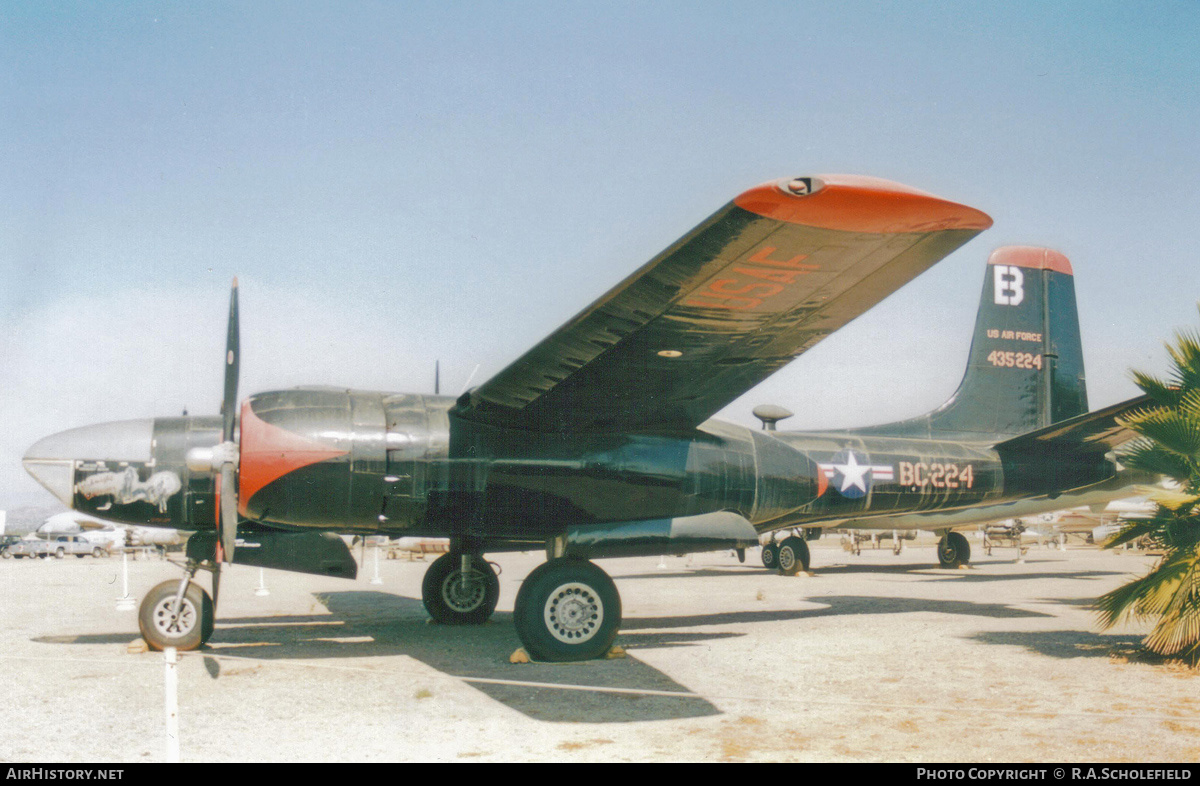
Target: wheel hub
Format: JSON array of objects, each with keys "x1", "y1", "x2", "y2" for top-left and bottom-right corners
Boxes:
[
  {"x1": 778, "y1": 547, "x2": 795, "y2": 571},
  {"x1": 544, "y1": 582, "x2": 603, "y2": 644},
  {"x1": 441, "y1": 569, "x2": 486, "y2": 613},
  {"x1": 151, "y1": 597, "x2": 197, "y2": 638}
]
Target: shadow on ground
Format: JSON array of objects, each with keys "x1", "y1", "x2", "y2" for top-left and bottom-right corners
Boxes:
[
  {"x1": 34, "y1": 590, "x2": 725, "y2": 723},
  {"x1": 30, "y1": 584, "x2": 1065, "y2": 722},
  {"x1": 970, "y1": 629, "x2": 1147, "y2": 660},
  {"x1": 620, "y1": 594, "x2": 1053, "y2": 638}
]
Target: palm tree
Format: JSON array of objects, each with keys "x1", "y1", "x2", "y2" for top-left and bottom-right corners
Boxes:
[{"x1": 1095, "y1": 311, "x2": 1200, "y2": 664}]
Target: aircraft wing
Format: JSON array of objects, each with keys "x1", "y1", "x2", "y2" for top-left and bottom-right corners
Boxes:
[
  {"x1": 454, "y1": 175, "x2": 992, "y2": 432},
  {"x1": 993, "y1": 394, "x2": 1154, "y2": 456}
]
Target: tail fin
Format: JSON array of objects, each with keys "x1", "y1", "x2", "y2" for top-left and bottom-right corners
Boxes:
[{"x1": 872, "y1": 246, "x2": 1088, "y2": 439}]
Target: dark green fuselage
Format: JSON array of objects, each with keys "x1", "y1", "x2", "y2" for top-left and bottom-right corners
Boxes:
[{"x1": 71, "y1": 391, "x2": 1116, "y2": 548}]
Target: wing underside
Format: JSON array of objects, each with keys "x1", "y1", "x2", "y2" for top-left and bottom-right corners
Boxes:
[{"x1": 455, "y1": 175, "x2": 992, "y2": 432}]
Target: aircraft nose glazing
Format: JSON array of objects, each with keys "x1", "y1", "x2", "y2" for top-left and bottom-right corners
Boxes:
[{"x1": 22, "y1": 420, "x2": 156, "y2": 508}]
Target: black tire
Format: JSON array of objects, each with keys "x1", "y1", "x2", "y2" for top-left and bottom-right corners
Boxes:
[
  {"x1": 777, "y1": 536, "x2": 810, "y2": 576},
  {"x1": 938, "y1": 532, "x2": 972, "y2": 568},
  {"x1": 92, "y1": 548, "x2": 104, "y2": 558},
  {"x1": 138, "y1": 580, "x2": 215, "y2": 652},
  {"x1": 513, "y1": 558, "x2": 621, "y2": 662},
  {"x1": 760, "y1": 543, "x2": 778, "y2": 570},
  {"x1": 422, "y1": 552, "x2": 500, "y2": 625},
  {"x1": 75, "y1": 554, "x2": 86, "y2": 559}
]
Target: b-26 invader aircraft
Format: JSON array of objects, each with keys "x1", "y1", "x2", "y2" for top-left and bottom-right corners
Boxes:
[{"x1": 22, "y1": 174, "x2": 1151, "y2": 662}]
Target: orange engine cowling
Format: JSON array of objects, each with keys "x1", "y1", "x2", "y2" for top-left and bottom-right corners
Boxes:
[{"x1": 237, "y1": 389, "x2": 373, "y2": 529}]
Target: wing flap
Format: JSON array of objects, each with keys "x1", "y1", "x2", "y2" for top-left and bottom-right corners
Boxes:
[{"x1": 456, "y1": 175, "x2": 991, "y2": 432}]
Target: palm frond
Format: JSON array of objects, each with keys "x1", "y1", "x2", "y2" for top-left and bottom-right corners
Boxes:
[
  {"x1": 1180, "y1": 388, "x2": 1200, "y2": 419},
  {"x1": 1096, "y1": 567, "x2": 1175, "y2": 627},
  {"x1": 1101, "y1": 515, "x2": 1175, "y2": 549},
  {"x1": 1098, "y1": 312, "x2": 1200, "y2": 661},
  {"x1": 1142, "y1": 550, "x2": 1200, "y2": 657},
  {"x1": 1120, "y1": 442, "x2": 1197, "y2": 481},
  {"x1": 1120, "y1": 409, "x2": 1200, "y2": 458},
  {"x1": 1165, "y1": 328, "x2": 1200, "y2": 392},
  {"x1": 1143, "y1": 485, "x2": 1200, "y2": 512},
  {"x1": 1130, "y1": 371, "x2": 1181, "y2": 407}
]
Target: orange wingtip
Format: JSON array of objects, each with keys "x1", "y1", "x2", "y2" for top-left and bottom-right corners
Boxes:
[
  {"x1": 733, "y1": 174, "x2": 993, "y2": 234},
  {"x1": 987, "y1": 246, "x2": 1073, "y2": 276}
]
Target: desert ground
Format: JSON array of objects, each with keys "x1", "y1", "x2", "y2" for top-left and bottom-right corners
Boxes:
[{"x1": 1, "y1": 536, "x2": 1196, "y2": 763}]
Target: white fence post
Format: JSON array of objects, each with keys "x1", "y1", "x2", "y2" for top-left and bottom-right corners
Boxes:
[
  {"x1": 116, "y1": 549, "x2": 135, "y2": 611},
  {"x1": 164, "y1": 647, "x2": 180, "y2": 763}
]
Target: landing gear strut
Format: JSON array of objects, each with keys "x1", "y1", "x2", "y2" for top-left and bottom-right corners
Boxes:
[
  {"x1": 421, "y1": 551, "x2": 500, "y2": 625},
  {"x1": 138, "y1": 562, "x2": 215, "y2": 651}
]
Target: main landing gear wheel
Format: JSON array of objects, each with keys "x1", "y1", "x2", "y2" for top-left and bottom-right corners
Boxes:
[
  {"x1": 138, "y1": 579, "x2": 215, "y2": 652},
  {"x1": 513, "y1": 558, "x2": 621, "y2": 662},
  {"x1": 422, "y1": 552, "x2": 500, "y2": 625},
  {"x1": 938, "y1": 532, "x2": 971, "y2": 568},
  {"x1": 761, "y1": 542, "x2": 779, "y2": 570},
  {"x1": 776, "y1": 536, "x2": 810, "y2": 576}
]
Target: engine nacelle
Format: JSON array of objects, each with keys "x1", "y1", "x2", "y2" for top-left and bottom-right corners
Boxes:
[{"x1": 238, "y1": 388, "x2": 446, "y2": 531}]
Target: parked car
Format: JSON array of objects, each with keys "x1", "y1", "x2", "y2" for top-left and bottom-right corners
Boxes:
[
  {"x1": 0, "y1": 535, "x2": 22, "y2": 558},
  {"x1": 7, "y1": 538, "x2": 53, "y2": 559},
  {"x1": 8, "y1": 535, "x2": 108, "y2": 559},
  {"x1": 53, "y1": 535, "x2": 109, "y2": 558}
]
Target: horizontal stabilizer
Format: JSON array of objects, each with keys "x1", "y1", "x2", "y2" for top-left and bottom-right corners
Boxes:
[{"x1": 993, "y1": 394, "x2": 1152, "y2": 456}]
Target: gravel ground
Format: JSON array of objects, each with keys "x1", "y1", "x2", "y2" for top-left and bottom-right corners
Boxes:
[{"x1": 0, "y1": 538, "x2": 1196, "y2": 763}]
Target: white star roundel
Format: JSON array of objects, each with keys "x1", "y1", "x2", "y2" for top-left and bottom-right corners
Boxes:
[{"x1": 818, "y1": 450, "x2": 894, "y2": 499}]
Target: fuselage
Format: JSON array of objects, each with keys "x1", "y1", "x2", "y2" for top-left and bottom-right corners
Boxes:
[{"x1": 24, "y1": 385, "x2": 1143, "y2": 547}]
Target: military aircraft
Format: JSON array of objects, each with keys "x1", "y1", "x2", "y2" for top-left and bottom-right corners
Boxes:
[
  {"x1": 22, "y1": 174, "x2": 1152, "y2": 662},
  {"x1": 25, "y1": 511, "x2": 188, "y2": 551}
]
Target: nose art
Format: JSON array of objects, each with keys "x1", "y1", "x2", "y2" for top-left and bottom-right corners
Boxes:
[{"x1": 23, "y1": 420, "x2": 155, "y2": 507}]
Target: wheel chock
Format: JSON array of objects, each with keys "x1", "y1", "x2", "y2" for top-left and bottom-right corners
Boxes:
[
  {"x1": 509, "y1": 648, "x2": 531, "y2": 664},
  {"x1": 605, "y1": 645, "x2": 627, "y2": 659},
  {"x1": 127, "y1": 638, "x2": 148, "y2": 655}
]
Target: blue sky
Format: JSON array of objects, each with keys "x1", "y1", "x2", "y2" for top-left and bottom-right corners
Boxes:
[{"x1": 3, "y1": 1, "x2": 1199, "y2": 506}]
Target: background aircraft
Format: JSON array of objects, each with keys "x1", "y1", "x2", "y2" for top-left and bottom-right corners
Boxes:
[
  {"x1": 23, "y1": 174, "x2": 1153, "y2": 661},
  {"x1": 16, "y1": 510, "x2": 189, "y2": 552}
]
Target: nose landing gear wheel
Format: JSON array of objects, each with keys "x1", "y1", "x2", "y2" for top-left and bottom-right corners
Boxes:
[
  {"x1": 513, "y1": 558, "x2": 621, "y2": 662},
  {"x1": 138, "y1": 579, "x2": 215, "y2": 651},
  {"x1": 422, "y1": 552, "x2": 500, "y2": 625}
]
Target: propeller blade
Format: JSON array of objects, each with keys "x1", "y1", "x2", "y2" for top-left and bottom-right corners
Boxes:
[
  {"x1": 212, "y1": 561, "x2": 222, "y2": 611},
  {"x1": 220, "y1": 462, "x2": 237, "y2": 565},
  {"x1": 222, "y1": 278, "x2": 239, "y2": 443}
]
